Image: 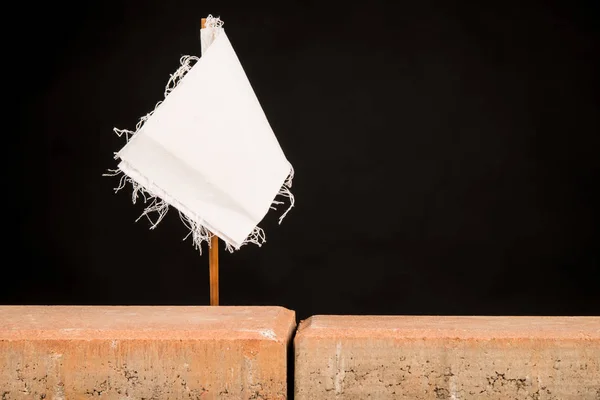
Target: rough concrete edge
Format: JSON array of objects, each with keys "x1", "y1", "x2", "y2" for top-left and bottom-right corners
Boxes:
[
  {"x1": 294, "y1": 316, "x2": 315, "y2": 342},
  {"x1": 0, "y1": 306, "x2": 298, "y2": 342},
  {"x1": 293, "y1": 316, "x2": 316, "y2": 398},
  {"x1": 271, "y1": 306, "x2": 297, "y2": 344},
  {"x1": 292, "y1": 315, "x2": 600, "y2": 340}
]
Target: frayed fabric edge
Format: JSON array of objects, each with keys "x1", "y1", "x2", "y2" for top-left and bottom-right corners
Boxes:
[
  {"x1": 104, "y1": 55, "x2": 294, "y2": 253},
  {"x1": 270, "y1": 165, "x2": 295, "y2": 224}
]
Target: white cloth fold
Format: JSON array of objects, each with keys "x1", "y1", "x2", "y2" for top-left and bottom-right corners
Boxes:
[{"x1": 112, "y1": 22, "x2": 293, "y2": 250}]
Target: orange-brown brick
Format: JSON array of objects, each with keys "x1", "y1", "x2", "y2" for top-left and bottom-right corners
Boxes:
[
  {"x1": 0, "y1": 306, "x2": 295, "y2": 399},
  {"x1": 294, "y1": 315, "x2": 600, "y2": 400}
]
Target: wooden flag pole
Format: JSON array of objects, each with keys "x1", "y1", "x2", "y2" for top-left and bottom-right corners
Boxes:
[
  {"x1": 209, "y1": 234, "x2": 219, "y2": 306},
  {"x1": 202, "y1": 17, "x2": 220, "y2": 306}
]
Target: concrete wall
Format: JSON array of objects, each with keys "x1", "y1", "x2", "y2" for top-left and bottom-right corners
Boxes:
[
  {"x1": 295, "y1": 315, "x2": 600, "y2": 400},
  {"x1": 0, "y1": 306, "x2": 295, "y2": 399},
  {"x1": 2, "y1": 308, "x2": 599, "y2": 399}
]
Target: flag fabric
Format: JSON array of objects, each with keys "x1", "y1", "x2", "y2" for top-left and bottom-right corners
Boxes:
[{"x1": 106, "y1": 15, "x2": 294, "y2": 252}]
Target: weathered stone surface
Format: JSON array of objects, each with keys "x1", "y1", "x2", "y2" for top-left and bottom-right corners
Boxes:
[
  {"x1": 295, "y1": 316, "x2": 600, "y2": 400},
  {"x1": 0, "y1": 306, "x2": 295, "y2": 399}
]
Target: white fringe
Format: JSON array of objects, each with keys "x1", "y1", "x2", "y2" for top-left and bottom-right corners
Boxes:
[
  {"x1": 205, "y1": 14, "x2": 224, "y2": 29},
  {"x1": 270, "y1": 165, "x2": 295, "y2": 224},
  {"x1": 104, "y1": 46, "x2": 294, "y2": 254}
]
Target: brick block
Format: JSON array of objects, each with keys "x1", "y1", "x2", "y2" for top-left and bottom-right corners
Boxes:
[
  {"x1": 0, "y1": 306, "x2": 295, "y2": 399},
  {"x1": 294, "y1": 316, "x2": 600, "y2": 400}
]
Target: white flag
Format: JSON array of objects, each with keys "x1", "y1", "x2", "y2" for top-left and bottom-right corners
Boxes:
[{"x1": 107, "y1": 16, "x2": 294, "y2": 252}]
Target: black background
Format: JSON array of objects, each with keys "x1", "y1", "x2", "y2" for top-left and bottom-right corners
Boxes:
[{"x1": 11, "y1": 0, "x2": 599, "y2": 320}]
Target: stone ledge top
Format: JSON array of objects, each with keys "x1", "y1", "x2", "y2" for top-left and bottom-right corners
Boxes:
[
  {"x1": 296, "y1": 315, "x2": 600, "y2": 341},
  {"x1": 0, "y1": 306, "x2": 295, "y2": 342}
]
